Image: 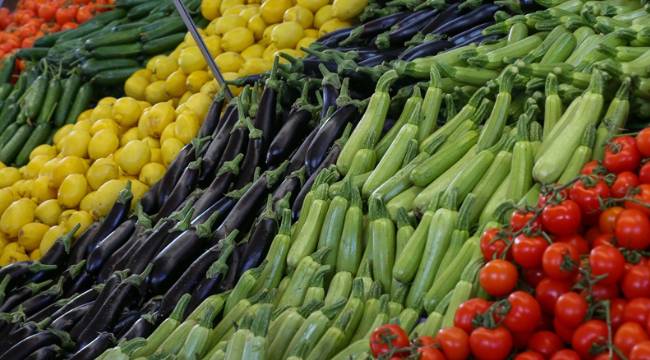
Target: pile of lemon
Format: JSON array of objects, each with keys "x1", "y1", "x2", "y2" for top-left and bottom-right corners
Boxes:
[{"x1": 0, "y1": 0, "x2": 367, "y2": 266}]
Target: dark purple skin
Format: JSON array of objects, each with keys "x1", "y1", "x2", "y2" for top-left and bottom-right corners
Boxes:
[
  {"x1": 382, "y1": 9, "x2": 439, "y2": 46},
  {"x1": 25, "y1": 344, "x2": 62, "y2": 360},
  {"x1": 112, "y1": 310, "x2": 140, "y2": 339},
  {"x1": 449, "y1": 22, "x2": 493, "y2": 45},
  {"x1": 197, "y1": 96, "x2": 225, "y2": 138},
  {"x1": 122, "y1": 220, "x2": 176, "y2": 273},
  {"x1": 305, "y1": 105, "x2": 357, "y2": 176},
  {"x1": 233, "y1": 135, "x2": 263, "y2": 190},
  {"x1": 253, "y1": 83, "x2": 278, "y2": 152},
  {"x1": 271, "y1": 168, "x2": 304, "y2": 208},
  {"x1": 120, "y1": 314, "x2": 155, "y2": 341},
  {"x1": 215, "y1": 124, "x2": 249, "y2": 175},
  {"x1": 236, "y1": 214, "x2": 277, "y2": 277},
  {"x1": 82, "y1": 191, "x2": 133, "y2": 259},
  {"x1": 215, "y1": 242, "x2": 246, "y2": 293},
  {"x1": 18, "y1": 283, "x2": 63, "y2": 317},
  {"x1": 69, "y1": 332, "x2": 115, "y2": 360},
  {"x1": 199, "y1": 104, "x2": 239, "y2": 186},
  {"x1": 154, "y1": 160, "x2": 202, "y2": 222},
  {"x1": 191, "y1": 170, "x2": 237, "y2": 217},
  {"x1": 292, "y1": 144, "x2": 341, "y2": 220},
  {"x1": 191, "y1": 193, "x2": 236, "y2": 226},
  {"x1": 97, "y1": 223, "x2": 148, "y2": 282},
  {"x1": 86, "y1": 220, "x2": 136, "y2": 274},
  {"x1": 0, "y1": 321, "x2": 41, "y2": 350},
  {"x1": 67, "y1": 223, "x2": 100, "y2": 266},
  {"x1": 68, "y1": 275, "x2": 120, "y2": 340},
  {"x1": 266, "y1": 109, "x2": 311, "y2": 167},
  {"x1": 62, "y1": 270, "x2": 93, "y2": 298},
  {"x1": 321, "y1": 85, "x2": 337, "y2": 121},
  {"x1": 345, "y1": 11, "x2": 408, "y2": 41},
  {"x1": 317, "y1": 27, "x2": 353, "y2": 47},
  {"x1": 51, "y1": 302, "x2": 93, "y2": 331},
  {"x1": 48, "y1": 287, "x2": 98, "y2": 322},
  {"x1": 433, "y1": 4, "x2": 501, "y2": 36},
  {"x1": 145, "y1": 230, "x2": 204, "y2": 295},
  {"x1": 0, "y1": 331, "x2": 63, "y2": 360},
  {"x1": 155, "y1": 143, "x2": 196, "y2": 207},
  {"x1": 288, "y1": 125, "x2": 320, "y2": 173},
  {"x1": 420, "y1": 4, "x2": 462, "y2": 34},
  {"x1": 398, "y1": 40, "x2": 453, "y2": 61}
]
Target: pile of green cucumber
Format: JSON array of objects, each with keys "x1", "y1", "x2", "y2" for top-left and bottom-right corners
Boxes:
[{"x1": 15, "y1": 0, "x2": 207, "y2": 87}]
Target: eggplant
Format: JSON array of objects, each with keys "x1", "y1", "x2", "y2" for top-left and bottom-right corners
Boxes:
[
  {"x1": 0, "y1": 319, "x2": 49, "y2": 350},
  {"x1": 154, "y1": 158, "x2": 203, "y2": 222},
  {"x1": 51, "y1": 302, "x2": 93, "y2": 331},
  {"x1": 68, "y1": 274, "x2": 121, "y2": 340},
  {"x1": 271, "y1": 167, "x2": 306, "y2": 210},
  {"x1": 62, "y1": 269, "x2": 93, "y2": 298},
  {"x1": 213, "y1": 162, "x2": 288, "y2": 240},
  {"x1": 292, "y1": 147, "x2": 343, "y2": 220},
  {"x1": 398, "y1": 39, "x2": 453, "y2": 61},
  {"x1": 0, "y1": 262, "x2": 56, "y2": 294},
  {"x1": 214, "y1": 241, "x2": 247, "y2": 293},
  {"x1": 266, "y1": 105, "x2": 312, "y2": 167},
  {"x1": 96, "y1": 216, "x2": 151, "y2": 282},
  {"x1": 75, "y1": 272, "x2": 146, "y2": 349},
  {"x1": 198, "y1": 103, "x2": 239, "y2": 185},
  {"x1": 317, "y1": 27, "x2": 354, "y2": 47},
  {"x1": 456, "y1": 33, "x2": 501, "y2": 47},
  {"x1": 197, "y1": 94, "x2": 225, "y2": 138},
  {"x1": 433, "y1": 3, "x2": 501, "y2": 36},
  {"x1": 188, "y1": 242, "x2": 238, "y2": 310},
  {"x1": 48, "y1": 286, "x2": 99, "y2": 322},
  {"x1": 112, "y1": 310, "x2": 141, "y2": 339},
  {"x1": 375, "y1": 9, "x2": 438, "y2": 48},
  {"x1": 287, "y1": 124, "x2": 320, "y2": 173},
  {"x1": 236, "y1": 197, "x2": 278, "y2": 277},
  {"x1": 66, "y1": 224, "x2": 100, "y2": 267},
  {"x1": 69, "y1": 332, "x2": 115, "y2": 360},
  {"x1": 192, "y1": 154, "x2": 244, "y2": 216},
  {"x1": 233, "y1": 118, "x2": 265, "y2": 189},
  {"x1": 85, "y1": 219, "x2": 136, "y2": 274},
  {"x1": 145, "y1": 210, "x2": 223, "y2": 295},
  {"x1": 25, "y1": 345, "x2": 62, "y2": 360},
  {"x1": 19, "y1": 278, "x2": 64, "y2": 317},
  {"x1": 341, "y1": 11, "x2": 409, "y2": 45},
  {"x1": 419, "y1": 4, "x2": 462, "y2": 34},
  {"x1": 37, "y1": 224, "x2": 79, "y2": 268},
  {"x1": 155, "y1": 142, "x2": 197, "y2": 209},
  {"x1": 157, "y1": 234, "x2": 236, "y2": 319},
  {"x1": 120, "y1": 313, "x2": 155, "y2": 340},
  {"x1": 0, "y1": 280, "x2": 52, "y2": 313},
  {"x1": 449, "y1": 21, "x2": 493, "y2": 45},
  {"x1": 320, "y1": 64, "x2": 340, "y2": 120},
  {"x1": 192, "y1": 191, "x2": 239, "y2": 227},
  {"x1": 0, "y1": 330, "x2": 71, "y2": 360},
  {"x1": 214, "y1": 121, "x2": 249, "y2": 176}
]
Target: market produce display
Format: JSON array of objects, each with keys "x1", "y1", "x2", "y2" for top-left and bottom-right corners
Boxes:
[
  {"x1": 3, "y1": 0, "x2": 650, "y2": 358},
  {"x1": 0, "y1": 0, "x2": 112, "y2": 61}
]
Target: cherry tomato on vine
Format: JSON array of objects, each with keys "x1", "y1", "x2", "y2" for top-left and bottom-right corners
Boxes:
[
  {"x1": 637, "y1": 128, "x2": 650, "y2": 157},
  {"x1": 615, "y1": 322, "x2": 649, "y2": 356},
  {"x1": 615, "y1": 209, "x2": 650, "y2": 250},
  {"x1": 554, "y1": 292, "x2": 588, "y2": 328},
  {"x1": 369, "y1": 324, "x2": 410, "y2": 358},
  {"x1": 542, "y1": 243, "x2": 579, "y2": 280},
  {"x1": 625, "y1": 184, "x2": 650, "y2": 217},
  {"x1": 550, "y1": 349, "x2": 581, "y2": 360},
  {"x1": 454, "y1": 298, "x2": 491, "y2": 333},
  {"x1": 623, "y1": 298, "x2": 650, "y2": 327},
  {"x1": 436, "y1": 327, "x2": 470, "y2": 360},
  {"x1": 609, "y1": 299, "x2": 627, "y2": 330},
  {"x1": 469, "y1": 327, "x2": 513, "y2": 360},
  {"x1": 510, "y1": 211, "x2": 540, "y2": 232},
  {"x1": 581, "y1": 160, "x2": 602, "y2": 176},
  {"x1": 630, "y1": 341, "x2": 650, "y2": 360},
  {"x1": 612, "y1": 172, "x2": 640, "y2": 198},
  {"x1": 557, "y1": 234, "x2": 589, "y2": 255},
  {"x1": 504, "y1": 291, "x2": 542, "y2": 333},
  {"x1": 622, "y1": 265, "x2": 650, "y2": 299},
  {"x1": 480, "y1": 260, "x2": 518, "y2": 297},
  {"x1": 523, "y1": 268, "x2": 545, "y2": 287},
  {"x1": 515, "y1": 351, "x2": 544, "y2": 360},
  {"x1": 480, "y1": 228, "x2": 511, "y2": 261},
  {"x1": 527, "y1": 331, "x2": 564, "y2": 358},
  {"x1": 512, "y1": 234, "x2": 548, "y2": 269},
  {"x1": 599, "y1": 206, "x2": 624, "y2": 234},
  {"x1": 570, "y1": 179, "x2": 610, "y2": 217},
  {"x1": 572, "y1": 320, "x2": 608, "y2": 359},
  {"x1": 536, "y1": 278, "x2": 572, "y2": 314},
  {"x1": 587, "y1": 282, "x2": 620, "y2": 301},
  {"x1": 55, "y1": 6, "x2": 78, "y2": 26},
  {"x1": 589, "y1": 245, "x2": 625, "y2": 285},
  {"x1": 604, "y1": 136, "x2": 642, "y2": 174},
  {"x1": 541, "y1": 200, "x2": 582, "y2": 236},
  {"x1": 640, "y1": 163, "x2": 650, "y2": 185},
  {"x1": 418, "y1": 347, "x2": 446, "y2": 360}
]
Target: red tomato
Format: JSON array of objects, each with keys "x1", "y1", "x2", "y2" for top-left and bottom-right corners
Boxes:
[
  {"x1": 542, "y1": 243, "x2": 579, "y2": 280},
  {"x1": 610, "y1": 299, "x2": 627, "y2": 330},
  {"x1": 541, "y1": 200, "x2": 582, "y2": 236},
  {"x1": 592, "y1": 233, "x2": 615, "y2": 247},
  {"x1": 616, "y1": 209, "x2": 650, "y2": 250},
  {"x1": 550, "y1": 350, "x2": 581, "y2": 360},
  {"x1": 414, "y1": 336, "x2": 437, "y2": 347},
  {"x1": 469, "y1": 327, "x2": 513, "y2": 360},
  {"x1": 21, "y1": 36, "x2": 35, "y2": 48},
  {"x1": 512, "y1": 234, "x2": 548, "y2": 269},
  {"x1": 76, "y1": 5, "x2": 94, "y2": 23},
  {"x1": 585, "y1": 226, "x2": 601, "y2": 244},
  {"x1": 523, "y1": 268, "x2": 545, "y2": 288},
  {"x1": 503, "y1": 291, "x2": 542, "y2": 333},
  {"x1": 556, "y1": 234, "x2": 589, "y2": 255},
  {"x1": 625, "y1": 184, "x2": 650, "y2": 217},
  {"x1": 553, "y1": 317, "x2": 575, "y2": 343},
  {"x1": 623, "y1": 265, "x2": 650, "y2": 299},
  {"x1": 55, "y1": 6, "x2": 78, "y2": 25},
  {"x1": 419, "y1": 347, "x2": 446, "y2": 360},
  {"x1": 581, "y1": 160, "x2": 602, "y2": 176},
  {"x1": 479, "y1": 260, "x2": 518, "y2": 297},
  {"x1": 480, "y1": 227, "x2": 511, "y2": 261},
  {"x1": 611, "y1": 171, "x2": 640, "y2": 198},
  {"x1": 536, "y1": 278, "x2": 571, "y2": 315},
  {"x1": 615, "y1": 322, "x2": 649, "y2": 356},
  {"x1": 599, "y1": 206, "x2": 624, "y2": 234},
  {"x1": 630, "y1": 341, "x2": 650, "y2": 360},
  {"x1": 436, "y1": 327, "x2": 470, "y2": 360},
  {"x1": 640, "y1": 163, "x2": 650, "y2": 185},
  {"x1": 569, "y1": 179, "x2": 610, "y2": 217},
  {"x1": 571, "y1": 320, "x2": 608, "y2": 359},
  {"x1": 637, "y1": 128, "x2": 650, "y2": 157},
  {"x1": 589, "y1": 245, "x2": 625, "y2": 285},
  {"x1": 37, "y1": 3, "x2": 57, "y2": 21},
  {"x1": 527, "y1": 331, "x2": 564, "y2": 358},
  {"x1": 538, "y1": 189, "x2": 569, "y2": 208},
  {"x1": 369, "y1": 324, "x2": 410, "y2": 358},
  {"x1": 624, "y1": 298, "x2": 650, "y2": 326},
  {"x1": 61, "y1": 22, "x2": 78, "y2": 30},
  {"x1": 510, "y1": 211, "x2": 540, "y2": 232},
  {"x1": 604, "y1": 136, "x2": 642, "y2": 174},
  {"x1": 454, "y1": 298, "x2": 492, "y2": 334},
  {"x1": 588, "y1": 282, "x2": 620, "y2": 301},
  {"x1": 515, "y1": 351, "x2": 544, "y2": 360},
  {"x1": 554, "y1": 292, "x2": 588, "y2": 328}
]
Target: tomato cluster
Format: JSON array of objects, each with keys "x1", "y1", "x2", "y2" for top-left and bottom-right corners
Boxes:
[
  {"x1": 370, "y1": 129, "x2": 650, "y2": 360},
  {"x1": 0, "y1": 0, "x2": 112, "y2": 60}
]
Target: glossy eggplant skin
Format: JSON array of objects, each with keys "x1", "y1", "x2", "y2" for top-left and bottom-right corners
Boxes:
[
  {"x1": 145, "y1": 230, "x2": 204, "y2": 295},
  {"x1": 86, "y1": 220, "x2": 137, "y2": 274},
  {"x1": 449, "y1": 22, "x2": 493, "y2": 45},
  {"x1": 317, "y1": 27, "x2": 354, "y2": 47},
  {"x1": 266, "y1": 109, "x2": 311, "y2": 167},
  {"x1": 420, "y1": 4, "x2": 462, "y2": 35},
  {"x1": 346, "y1": 12, "x2": 408, "y2": 42},
  {"x1": 197, "y1": 96, "x2": 225, "y2": 138},
  {"x1": 199, "y1": 105, "x2": 239, "y2": 186},
  {"x1": 69, "y1": 332, "x2": 115, "y2": 360},
  {"x1": 399, "y1": 40, "x2": 453, "y2": 61},
  {"x1": 25, "y1": 344, "x2": 62, "y2": 360},
  {"x1": 120, "y1": 314, "x2": 155, "y2": 340},
  {"x1": 236, "y1": 214, "x2": 277, "y2": 277},
  {"x1": 154, "y1": 160, "x2": 202, "y2": 222},
  {"x1": 433, "y1": 4, "x2": 501, "y2": 36},
  {"x1": 288, "y1": 125, "x2": 319, "y2": 173},
  {"x1": 154, "y1": 143, "x2": 196, "y2": 211},
  {"x1": 305, "y1": 105, "x2": 357, "y2": 176},
  {"x1": 0, "y1": 331, "x2": 63, "y2": 360},
  {"x1": 51, "y1": 302, "x2": 93, "y2": 331},
  {"x1": 67, "y1": 223, "x2": 100, "y2": 266},
  {"x1": 379, "y1": 9, "x2": 439, "y2": 47}
]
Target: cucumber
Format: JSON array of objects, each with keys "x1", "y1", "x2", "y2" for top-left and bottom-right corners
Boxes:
[
  {"x1": 15, "y1": 47, "x2": 49, "y2": 61},
  {"x1": 92, "y1": 67, "x2": 140, "y2": 85},
  {"x1": 92, "y1": 43, "x2": 143, "y2": 59},
  {"x1": 84, "y1": 27, "x2": 143, "y2": 49},
  {"x1": 81, "y1": 58, "x2": 140, "y2": 76},
  {"x1": 0, "y1": 124, "x2": 33, "y2": 165},
  {"x1": 143, "y1": 33, "x2": 186, "y2": 55}
]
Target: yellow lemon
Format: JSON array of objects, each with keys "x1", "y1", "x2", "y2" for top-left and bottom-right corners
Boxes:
[
  {"x1": 11, "y1": 179, "x2": 32, "y2": 198},
  {"x1": 139, "y1": 101, "x2": 176, "y2": 138},
  {"x1": 35, "y1": 199, "x2": 62, "y2": 226},
  {"x1": 240, "y1": 58, "x2": 272, "y2": 76},
  {"x1": 0, "y1": 198, "x2": 37, "y2": 238},
  {"x1": 30, "y1": 249, "x2": 40, "y2": 261},
  {"x1": 296, "y1": 36, "x2": 316, "y2": 50},
  {"x1": 88, "y1": 130, "x2": 120, "y2": 160},
  {"x1": 247, "y1": 14, "x2": 266, "y2": 40},
  {"x1": 144, "y1": 80, "x2": 169, "y2": 104},
  {"x1": 241, "y1": 44, "x2": 265, "y2": 59},
  {"x1": 131, "y1": 69, "x2": 152, "y2": 80},
  {"x1": 39, "y1": 225, "x2": 66, "y2": 255},
  {"x1": 117, "y1": 140, "x2": 151, "y2": 176},
  {"x1": 52, "y1": 156, "x2": 88, "y2": 189},
  {"x1": 32, "y1": 176, "x2": 57, "y2": 203},
  {"x1": 53, "y1": 124, "x2": 74, "y2": 148},
  {"x1": 297, "y1": 0, "x2": 328, "y2": 12},
  {"x1": 29, "y1": 144, "x2": 56, "y2": 161},
  {"x1": 151, "y1": 148, "x2": 162, "y2": 164},
  {"x1": 130, "y1": 180, "x2": 149, "y2": 205},
  {"x1": 200, "y1": 80, "x2": 219, "y2": 96},
  {"x1": 142, "y1": 137, "x2": 160, "y2": 149},
  {"x1": 304, "y1": 28, "x2": 319, "y2": 38},
  {"x1": 0, "y1": 245, "x2": 29, "y2": 265},
  {"x1": 262, "y1": 24, "x2": 278, "y2": 45},
  {"x1": 18, "y1": 222, "x2": 49, "y2": 251},
  {"x1": 177, "y1": 93, "x2": 212, "y2": 119},
  {"x1": 146, "y1": 55, "x2": 166, "y2": 72},
  {"x1": 260, "y1": 0, "x2": 292, "y2": 24},
  {"x1": 210, "y1": 14, "x2": 246, "y2": 36},
  {"x1": 98, "y1": 97, "x2": 117, "y2": 107},
  {"x1": 205, "y1": 36, "x2": 222, "y2": 57},
  {"x1": 90, "y1": 104, "x2": 113, "y2": 122},
  {"x1": 139, "y1": 163, "x2": 166, "y2": 186},
  {"x1": 86, "y1": 157, "x2": 120, "y2": 190},
  {"x1": 0, "y1": 167, "x2": 20, "y2": 188},
  {"x1": 220, "y1": 0, "x2": 245, "y2": 13},
  {"x1": 79, "y1": 191, "x2": 96, "y2": 214},
  {"x1": 152, "y1": 56, "x2": 177, "y2": 80},
  {"x1": 179, "y1": 46, "x2": 207, "y2": 74},
  {"x1": 112, "y1": 97, "x2": 142, "y2": 127},
  {"x1": 222, "y1": 27, "x2": 255, "y2": 52},
  {"x1": 77, "y1": 109, "x2": 93, "y2": 123},
  {"x1": 64, "y1": 210, "x2": 93, "y2": 234},
  {"x1": 201, "y1": 0, "x2": 221, "y2": 20},
  {"x1": 0, "y1": 187, "x2": 14, "y2": 215},
  {"x1": 160, "y1": 123, "x2": 176, "y2": 145},
  {"x1": 284, "y1": 6, "x2": 314, "y2": 28},
  {"x1": 223, "y1": 4, "x2": 247, "y2": 16},
  {"x1": 239, "y1": 6, "x2": 259, "y2": 21},
  {"x1": 90, "y1": 118, "x2": 121, "y2": 136},
  {"x1": 165, "y1": 69, "x2": 187, "y2": 98},
  {"x1": 120, "y1": 127, "x2": 141, "y2": 147},
  {"x1": 161, "y1": 138, "x2": 184, "y2": 166},
  {"x1": 93, "y1": 179, "x2": 129, "y2": 218},
  {"x1": 215, "y1": 52, "x2": 244, "y2": 73},
  {"x1": 332, "y1": 0, "x2": 368, "y2": 20},
  {"x1": 124, "y1": 75, "x2": 149, "y2": 100},
  {"x1": 60, "y1": 129, "x2": 91, "y2": 158},
  {"x1": 21, "y1": 155, "x2": 49, "y2": 179},
  {"x1": 174, "y1": 112, "x2": 200, "y2": 144},
  {"x1": 319, "y1": 19, "x2": 351, "y2": 36},
  {"x1": 58, "y1": 174, "x2": 88, "y2": 209},
  {"x1": 263, "y1": 43, "x2": 279, "y2": 62},
  {"x1": 271, "y1": 21, "x2": 304, "y2": 49},
  {"x1": 186, "y1": 70, "x2": 212, "y2": 93},
  {"x1": 0, "y1": 234, "x2": 7, "y2": 256},
  {"x1": 313, "y1": 5, "x2": 333, "y2": 28}
]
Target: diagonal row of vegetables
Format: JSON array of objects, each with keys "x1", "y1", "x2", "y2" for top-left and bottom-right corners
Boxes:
[{"x1": 3, "y1": 0, "x2": 650, "y2": 358}]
